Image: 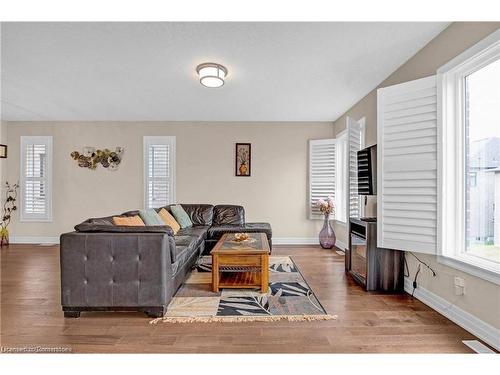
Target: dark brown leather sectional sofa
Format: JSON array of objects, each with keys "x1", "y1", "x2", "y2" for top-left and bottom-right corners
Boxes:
[{"x1": 60, "y1": 204, "x2": 272, "y2": 318}]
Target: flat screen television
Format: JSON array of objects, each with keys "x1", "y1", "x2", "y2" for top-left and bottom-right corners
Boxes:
[{"x1": 357, "y1": 145, "x2": 377, "y2": 195}]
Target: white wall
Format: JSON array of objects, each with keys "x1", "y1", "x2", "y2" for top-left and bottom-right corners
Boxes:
[
  {"x1": 4, "y1": 121, "x2": 333, "y2": 241},
  {"x1": 333, "y1": 22, "x2": 500, "y2": 330}
]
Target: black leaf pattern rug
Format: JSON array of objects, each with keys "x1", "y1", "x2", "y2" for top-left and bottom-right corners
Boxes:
[{"x1": 150, "y1": 256, "x2": 336, "y2": 324}]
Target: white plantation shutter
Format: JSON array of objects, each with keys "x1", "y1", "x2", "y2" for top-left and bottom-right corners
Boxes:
[
  {"x1": 346, "y1": 117, "x2": 364, "y2": 219},
  {"x1": 335, "y1": 131, "x2": 347, "y2": 222},
  {"x1": 20, "y1": 136, "x2": 52, "y2": 221},
  {"x1": 309, "y1": 139, "x2": 336, "y2": 219},
  {"x1": 143, "y1": 136, "x2": 175, "y2": 209},
  {"x1": 377, "y1": 75, "x2": 438, "y2": 254}
]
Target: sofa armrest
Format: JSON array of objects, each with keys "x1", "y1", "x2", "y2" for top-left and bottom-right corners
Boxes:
[{"x1": 60, "y1": 232, "x2": 175, "y2": 309}]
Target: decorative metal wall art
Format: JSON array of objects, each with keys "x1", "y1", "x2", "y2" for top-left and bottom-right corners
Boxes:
[{"x1": 70, "y1": 147, "x2": 124, "y2": 171}]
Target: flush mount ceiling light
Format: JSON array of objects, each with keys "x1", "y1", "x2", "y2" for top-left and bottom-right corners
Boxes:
[{"x1": 196, "y1": 62, "x2": 228, "y2": 88}]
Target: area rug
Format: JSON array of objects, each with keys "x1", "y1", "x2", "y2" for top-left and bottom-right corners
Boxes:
[{"x1": 150, "y1": 256, "x2": 336, "y2": 324}]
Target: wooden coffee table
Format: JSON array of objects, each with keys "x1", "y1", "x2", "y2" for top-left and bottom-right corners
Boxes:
[{"x1": 210, "y1": 232, "x2": 270, "y2": 293}]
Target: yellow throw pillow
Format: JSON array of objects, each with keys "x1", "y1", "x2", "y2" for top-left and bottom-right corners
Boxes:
[
  {"x1": 158, "y1": 208, "x2": 180, "y2": 234},
  {"x1": 112, "y1": 215, "x2": 145, "y2": 226}
]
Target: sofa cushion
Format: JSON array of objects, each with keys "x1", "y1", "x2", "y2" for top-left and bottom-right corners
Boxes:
[
  {"x1": 171, "y1": 226, "x2": 209, "y2": 263},
  {"x1": 177, "y1": 226, "x2": 208, "y2": 239},
  {"x1": 139, "y1": 209, "x2": 164, "y2": 226},
  {"x1": 177, "y1": 226, "x2": 208, "y2": 248},
  {"x1": 207, "y1": 222, "x2": 272, "y2": 241},
  {"x1": 112, "y1": 215, "x2": 145, "y2": 226},
  {"x1": 86, "y1": 217, "x2": 114, "y2": 225},
  {"x1": 172, "y1": 235, "x2": 200, "y2": 264},
  {"x1": 213, "y1": 205, "x2": 245, "y2": 225},
  {"x1": 158, "y1": 208, "x2": 180, "y2": 234},
  {"x1": 179, "y1": 204, "x2": 214, "y2": 226},
  {"x1": 171, "y1": 236, "x2": 197, "y2": 263},
  {"x1": 121, "y1": 210, "x2": 141, "y2": 217},
  {"x1": 171, "y1": 245, "x2": 188, "y2": 267},
  {"x1": 174, "y1": 235, "x2": 194, "y2": 247},
  {"x1": 170, "y1": 205, "x2": 193, "y2": 228},
  {"x1": 171, "y1": 244, "x2": 198, "y2": 277},
  {"x1": 207, "y1": 224, "x2": 239, "y2": 240}
]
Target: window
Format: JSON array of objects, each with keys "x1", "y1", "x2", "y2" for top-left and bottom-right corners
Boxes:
[
  {"x1": 438, "y1": 29, "x2": 500, "y2": 282},
  {"x1": 20, "y1": 136, "x2": 52, "y2": 222},
  {"x1": 309, "y1": 139, "x2": 336, "y2": 219},
  {"x1": 465, "y1": 60, "x2": 500, "y2": 264},
  {"x1": 308, "y1": 137, "x2": 348, "y2": 221},
  {"x1": 143, "y1": 136, "x2": 175, "y2": 209}
]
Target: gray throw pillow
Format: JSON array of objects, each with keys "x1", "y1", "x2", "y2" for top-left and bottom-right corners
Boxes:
[
  {"x1": 139, "y1": 209, "x2": 165, "y2": 226},
  {"x1": 170, "y1": 205, "x2": 193, "y2": 229}
]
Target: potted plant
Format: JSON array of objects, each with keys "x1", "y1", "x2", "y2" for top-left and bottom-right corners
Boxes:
[{"x1": 1, "y1": 182, "x2": 19, "y2": 247}]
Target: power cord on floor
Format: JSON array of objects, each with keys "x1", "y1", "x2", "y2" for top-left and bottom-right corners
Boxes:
[
  {"x1": 404, "y1": 255, "x2": 410, "y2": 277},
  {"x1": 404, "y1": 252, "x2": 437, "y2": 298},
  {"x1": 412, "y1": 264, "x2": 421, "y2": 297},
  {"x1": 407, "y1": 252, "x2": 437, "y2": 277}
]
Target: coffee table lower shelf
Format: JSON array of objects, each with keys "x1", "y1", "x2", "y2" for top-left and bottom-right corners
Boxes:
[
  {"x1": 211, "y1": 255, "x2": 269, "y2": 293},
  {"x1": 217, "y1": 271, "x2": 264, "y2": 290}
]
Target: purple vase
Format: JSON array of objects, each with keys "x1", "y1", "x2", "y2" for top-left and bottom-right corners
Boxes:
[{"x1": 319, "y1": 214, "x2": 336, "y2": 249}]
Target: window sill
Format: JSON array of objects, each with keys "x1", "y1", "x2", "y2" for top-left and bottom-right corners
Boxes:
[
  {"x1": 437, "y1": 254, "x2": 500, "y2": 286},
  {"x1": 20, "y1": 217, "x2": 53, "y2": 223}
]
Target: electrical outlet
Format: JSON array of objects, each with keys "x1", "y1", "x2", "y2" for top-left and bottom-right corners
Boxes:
[
  {"x1": 454, "y1": 276, "x2": 465, "y2": 295},
  {"x1": 454, "y1": 276, "x2": 465, "y2": 287}
]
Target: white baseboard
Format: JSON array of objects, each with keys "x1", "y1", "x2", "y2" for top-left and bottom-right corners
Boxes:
[
  {"x1": 9, "y1": 236, "x2": 60, "y2": 244},
  {"x1": 335, "y1": 240, "x2": 347, "y2": 251},
  {"x1": 273, "y1": 237, "x2": 347, "y2": 250},
  {"x1": 404, "y1": 278, "x2": 500, "y2": 351},
  {"x1": 273, "y1": 237, "x2": 318, "y2": 245}
]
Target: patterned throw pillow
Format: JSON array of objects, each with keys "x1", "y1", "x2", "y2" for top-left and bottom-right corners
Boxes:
[
  {"x1": 139, "y1": 209, "x2": 165, "y2": 226},
  {"x1": 170, "y1": 205, "x2": 193, "y2": 229},
  {"x1": 112, "y1": 215, "x2": 145, "y2": 226},
  {"x1": 158, "y1": 208, "x2": 181, "y2": 234}
]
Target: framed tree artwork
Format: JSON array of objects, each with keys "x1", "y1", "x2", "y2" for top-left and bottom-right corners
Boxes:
[{"x1": 235, "y1": 143, "x2": 251, "y2": 177}]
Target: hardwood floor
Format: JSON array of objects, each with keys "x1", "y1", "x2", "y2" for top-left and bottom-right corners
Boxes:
[{"x1": 0, "y1": 244, "x2": 480, "y2": 353}]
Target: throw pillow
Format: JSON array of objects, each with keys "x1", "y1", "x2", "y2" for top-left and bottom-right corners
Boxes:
[
  {"x1": 158, "y1": 208, "x2": 181, "y2": 234},
  {"x1": 139, "y1": 209, "x2": 165, "y2": 226},
  {"x1": 112, "y1": 215, "x2": 145, "y2": 226},
  {"x1": 170, "y1": 205, "x2": 193, "y2": 229}
]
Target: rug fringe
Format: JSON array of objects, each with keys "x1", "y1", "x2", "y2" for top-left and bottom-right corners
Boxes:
[{"x1": 150, "y1": 314, "x2": 337, "y2": 324}]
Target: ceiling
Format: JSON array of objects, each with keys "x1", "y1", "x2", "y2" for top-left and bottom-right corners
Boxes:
[{"x1": 0, "y1": 22, "x2": 449, "y2": 122}]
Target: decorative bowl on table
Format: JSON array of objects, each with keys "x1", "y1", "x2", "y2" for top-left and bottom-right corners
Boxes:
[{"x1": 233, "y1": 233, "x2": 250, "y2": 242}]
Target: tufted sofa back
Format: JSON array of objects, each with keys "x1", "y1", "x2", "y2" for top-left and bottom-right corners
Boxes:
[
  {"x1": 213, "y1": 205, "x2": 245, "y2": 225},
  {"x1": 164, "y1": 204, "x2": 214, "y2": 226}
]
